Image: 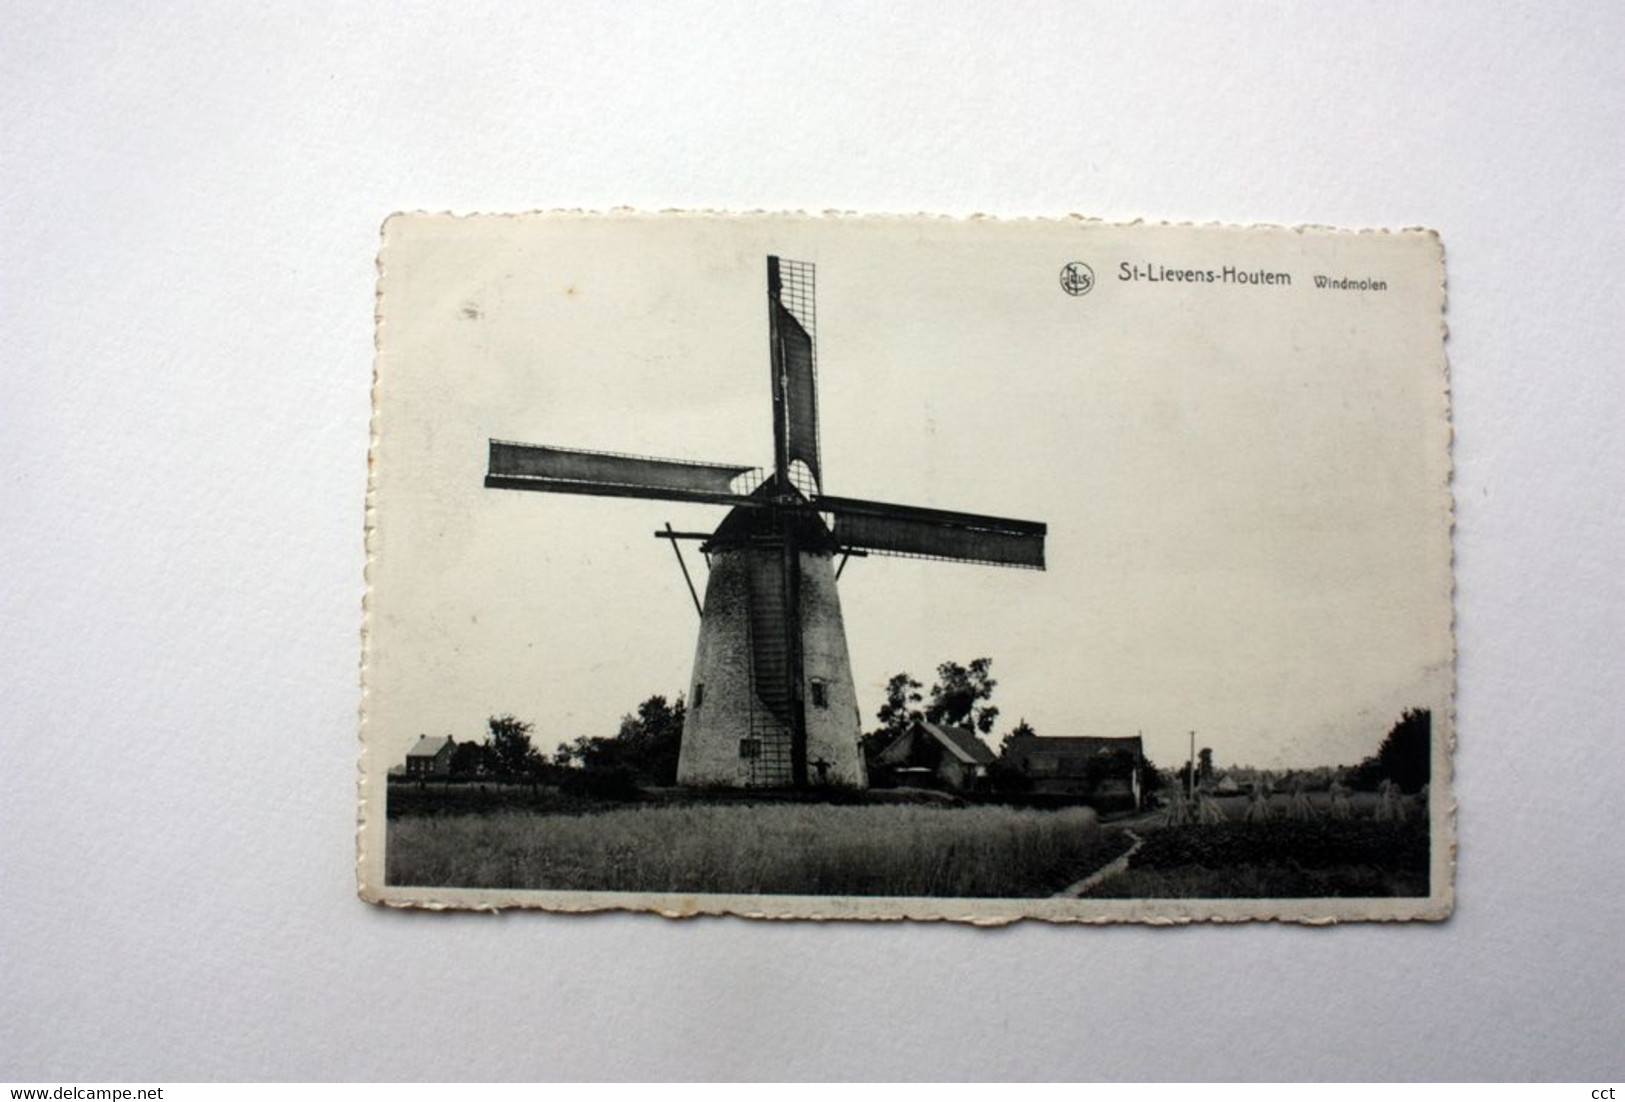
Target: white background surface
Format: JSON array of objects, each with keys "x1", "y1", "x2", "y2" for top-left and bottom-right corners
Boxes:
[{"x1": 3, "y1": 1, "x2": 1621, "y2": 1082}]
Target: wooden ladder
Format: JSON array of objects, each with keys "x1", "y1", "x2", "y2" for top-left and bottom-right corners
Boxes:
[{"x1": 747, "y1": 560, "x2": 795, "y2": 786}]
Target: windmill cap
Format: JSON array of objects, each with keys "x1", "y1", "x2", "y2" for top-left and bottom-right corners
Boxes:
[{"x1": 704, "y1": 476, "x2": 837, "y2": 553}]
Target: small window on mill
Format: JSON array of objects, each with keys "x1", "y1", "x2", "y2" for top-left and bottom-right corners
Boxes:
[
  {"x1": 810, "y1": 679, "x2": 828, "y2": 708},
  {"x1": 693, "y1": 683, "x2": 704, "y2": 708},
  {"x1": 739, "y1": 737, "x2": 760, "y2": 759}
]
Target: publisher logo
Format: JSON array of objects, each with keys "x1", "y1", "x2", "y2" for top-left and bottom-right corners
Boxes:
[{"x1": 1060, "y1": 261, "x2": 1095, "y2": 297}]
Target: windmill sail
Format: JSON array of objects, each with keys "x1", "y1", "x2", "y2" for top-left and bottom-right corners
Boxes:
[
  {"x1": 821, "y1": 495, "x2": 1047, "y2": 569},
  {"x1": 486, "y1": 441, "x2": 758, "y2": 506},
  {"x1": 768, "y1": 257, "x2": 821, "y2": 493}
]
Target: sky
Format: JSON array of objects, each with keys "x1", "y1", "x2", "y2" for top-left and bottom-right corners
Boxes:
[{"x1": 365, "y1": 214, "x2": 1453, "y2": 773}]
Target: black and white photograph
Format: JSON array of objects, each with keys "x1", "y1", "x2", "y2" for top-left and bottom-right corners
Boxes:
[
  {"x1": 11, "y1": 0, "x2": 1625, "y2": 1084},
  {"x1": 361, "y1": 213, "x2": 1453, "y2": 922}
]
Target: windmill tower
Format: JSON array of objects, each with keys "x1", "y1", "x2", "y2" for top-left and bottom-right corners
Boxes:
[{"x1": 486, "y1": 257, "x2": 1047, "y2": 788}]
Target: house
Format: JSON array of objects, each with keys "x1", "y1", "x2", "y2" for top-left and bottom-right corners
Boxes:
[
  {"x1": 404, "y1": 734, "x2": 456, "y2": 778},
  {"x1": 1002, "y1": 733, "x2": 1145, "y2": 805},
  {"x1": 872, "y1": 721, "x2": 997, "y2": 791}
]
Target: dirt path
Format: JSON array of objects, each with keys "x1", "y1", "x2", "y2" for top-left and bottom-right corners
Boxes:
[{"x1": 1053, "y1": 829, "x2": 1143, "y2": 898}]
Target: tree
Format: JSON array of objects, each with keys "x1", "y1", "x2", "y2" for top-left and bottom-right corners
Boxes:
[
  {"x1": 488, "y1": 714, "x2": 541, "y2": 778},
  {"x1": 1353, "y1": 708, "x2": 1431, "y2": 792},
  {"x1": 925, "y1": 657, "x2": 1000, "y2": 734},
  {"x1": 979, "y1": 718, "x2": 1035, "y2": 792},
  {"x1": 998, "y1": 717, "x2": 1037, "y2": 758},
  {"x1": 449, "y1": 738, "x2": 496, "y2": 777},
  {"x1": 1137, "y1": 752, "x2": 1165, "y2": 795},
  {"x1": 557, "y1": 694, "x2": 686, "y2": 786},
  {"x1": 863, "y1": 672, "x2": 924, "y2": 759},
  {"x1": 614, "y1": 694, "x2": 686, "y2": 785},
  {"x1": 1198, "y1": 747, "x2": 1214, "y2": 783}
]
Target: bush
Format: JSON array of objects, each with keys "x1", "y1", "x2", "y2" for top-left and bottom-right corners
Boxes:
[
  {"x1": 1081, "y1": 817, "x2": 1432, "y2": 899},
  {"x1": 1133, "y1": 819, "x2": 1427, "y2": 871},
  {"x1": 557, "y1": 765, "x2": 641, "y2": 802}
]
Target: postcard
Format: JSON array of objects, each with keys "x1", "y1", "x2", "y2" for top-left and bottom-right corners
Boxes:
[{"x1": 360, "y1": 212, "x2": 1453, "y2": 922}]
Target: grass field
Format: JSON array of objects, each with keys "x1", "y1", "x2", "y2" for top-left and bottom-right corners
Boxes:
[
  {"x1": 1084, "y1": 818, "x2": 1431, "y2": 898},
  {"x1": 387, "y1": 801, "x2": 1122, "y2": 897},
  {"x1": 1185, "y1": 790, "x2": 1400, "y2": 819}
]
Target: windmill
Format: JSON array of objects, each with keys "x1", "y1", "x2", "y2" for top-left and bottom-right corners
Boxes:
[{"x1": 485, "y1": 256, "x2": 1047, "y2": 788}]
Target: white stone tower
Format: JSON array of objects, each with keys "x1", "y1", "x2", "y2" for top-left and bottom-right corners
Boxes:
[{"x1": 677, "y1": 484, "x2": 866, "y2": 787}]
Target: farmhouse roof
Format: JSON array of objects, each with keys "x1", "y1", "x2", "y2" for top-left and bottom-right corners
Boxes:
[
  {"x1": 406, "y1": 734, "x2": 454, "y2": 758},
  {"x1": 919, "y1": 722, "x2": 997, "y2": 766},
  {"x1": 1003, "y1": 734, "x2": 1144, "y2": 758}
]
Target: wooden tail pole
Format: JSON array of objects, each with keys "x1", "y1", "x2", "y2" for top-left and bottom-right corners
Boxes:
[{"x1": 665, "y1": 522, "x2": 704, "y2": 618}]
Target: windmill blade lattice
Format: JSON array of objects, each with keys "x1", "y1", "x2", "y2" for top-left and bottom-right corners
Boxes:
[
  {"x1": 822, "y1": 495, "x2": 1047, "y2": 569},
  {"x1": 486, "y1": 441, "x2": 761, "y2": 507},
  {"x1": 768, "y1": 257, "x2": 822, "y2": 496}
]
